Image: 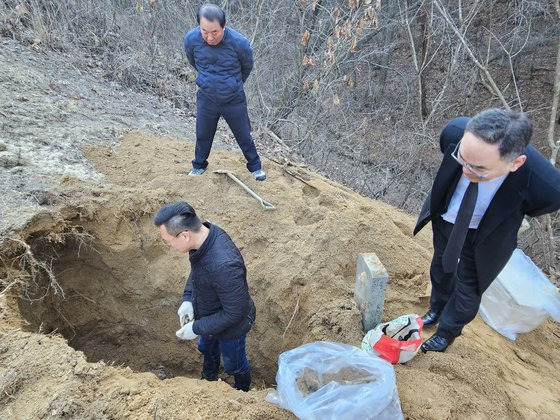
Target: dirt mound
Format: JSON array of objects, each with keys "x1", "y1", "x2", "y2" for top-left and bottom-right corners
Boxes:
[
  {"x1": 1, "y1": 134, "x2": 559, "y2": 419},
  {"x1": 0, "y1": 328, "x2": 282, "y2": 419},
  {"x1": 0, "y1": 38, "x2": 242, "y2": 239}
]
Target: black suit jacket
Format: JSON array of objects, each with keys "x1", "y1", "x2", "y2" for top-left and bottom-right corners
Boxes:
[{"x1": 414, "y1": 117, "x2": 560, "y2": 292}]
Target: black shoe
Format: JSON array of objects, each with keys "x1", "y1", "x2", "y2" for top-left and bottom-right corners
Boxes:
[
  {"x1": 421, "y1": 309, "x2": 441, "y2": 326},
  {"x1": 201, "y1": 373, "x2": 218, "y2": 381},
  {"x1": 233, "y1": 369, "x2": 251, "y2": 392},
  {"x1": 421, "y1": 334, "x2": 454, "y2": 353}
]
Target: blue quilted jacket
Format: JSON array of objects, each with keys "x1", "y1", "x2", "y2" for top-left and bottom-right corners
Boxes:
[
  {"x1": 184, "y1": 26, "x2": 254, "y2": 104},
  {"x1": 183, "y1": 222, "x2": 256, "y2": 340}
]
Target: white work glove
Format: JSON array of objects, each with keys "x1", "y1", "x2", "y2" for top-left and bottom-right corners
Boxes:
[
  {"x1": 176, "y1": 321, "x2": 198, "y2": 340},
  {"x1": 177, "y1": 301, "x2": 194, "y2": 327}
]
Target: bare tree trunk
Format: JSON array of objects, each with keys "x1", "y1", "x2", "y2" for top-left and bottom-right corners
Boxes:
[
  {"x1": 419, "y1": 0, "x2": 431, "y2": 118},
  {"x1": 403, "y1": 0, "x2": 424, "y2": 122},
  {"x1": 379, "y1": 0, "x2": 397, "y2": 89},
  {"x1": 547, "y1": 0, "x2": 560, "y2": 166},
  {"x1": 547, "y1": 38, "x2": 560, "y2": 166},
  {"x1": 541, "y1": 0, "x2": 560, "y2": 276}
]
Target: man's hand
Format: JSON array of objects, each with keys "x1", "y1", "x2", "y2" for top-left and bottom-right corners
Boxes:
[
  {"x1": 176, "y1": 321, "x2": 198, "y2": 340},
  {"x1": 177, "y1": 301, "x2": 194, "y2": 326}
]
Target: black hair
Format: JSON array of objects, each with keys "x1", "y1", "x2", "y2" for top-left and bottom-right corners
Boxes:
[
  {"x1": 153, "y1": 202, "x2": 202, "y2": 235},
  {"x1": 197, "y1": 3, "x2": 226, "y2": 28},
  {"x1": 466, "y1": 108, "x2": 532, "y2": 160}
]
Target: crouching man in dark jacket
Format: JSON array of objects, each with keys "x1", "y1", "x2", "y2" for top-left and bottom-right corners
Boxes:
[{"x1": 154, "y1": 201, "x2": 256, "y2": 391}]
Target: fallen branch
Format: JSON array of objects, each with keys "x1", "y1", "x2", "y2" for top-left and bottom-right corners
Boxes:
[{"x1": 282, "y1": 167, "x2": 317, "y2": 190}]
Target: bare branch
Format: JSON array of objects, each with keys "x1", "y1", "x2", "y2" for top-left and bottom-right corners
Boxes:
[{"x1": 433, "y1": 0, "x2": 510, "y2": 109}]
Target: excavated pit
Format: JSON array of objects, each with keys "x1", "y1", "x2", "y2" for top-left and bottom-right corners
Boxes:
[
  {"x1": 5, "y1": 133, "x2": 437, "y2": 393},
  {"x1": 10, "y1": 194, "x2": 367, "y2": 388},
  {"x1": 15, "y1": 220, "x2": 220, "y2": 382}
]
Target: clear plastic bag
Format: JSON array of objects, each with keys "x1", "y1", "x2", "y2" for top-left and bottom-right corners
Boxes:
[
  {"x1": 479, "y1": 249, "x2": 560, "y2": 340},
  {"x1": 265, "y1": 341, "x2": 403, "y2": 420}
]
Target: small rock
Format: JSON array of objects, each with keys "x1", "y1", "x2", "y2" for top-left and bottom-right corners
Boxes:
[
  {"x1": 227, "y1": 399, "x2": 242, "y2": 411},
  {"x1": 514, "y1": 348, "x2": 532, "y2": 363},
  {"x1": 0, "y1": 151, "x2": 20, "y2": 168},
  {"x1": 0, "y1": 143, "x2": 7, "y2": 152},
  {"x1": 150, "y1": 364, "x2": 172, "y2": 380},
  {"x1": 28, "y1": 190, "x2": 54, "y2": 206},
  {"x1": 340, "y1": 301, "x2": 353, "y2": 310},
  {"x1": 74, "y1": 360, "x2": 90, "y2": 375}
]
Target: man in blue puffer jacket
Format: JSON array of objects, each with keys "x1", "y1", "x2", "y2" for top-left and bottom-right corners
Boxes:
[
  {"x1": 154, "y1": 201, "x2": 256, "y2": 391},
  {"x1": 184, "y1": 3, "x2": 265, "y2": 181}
]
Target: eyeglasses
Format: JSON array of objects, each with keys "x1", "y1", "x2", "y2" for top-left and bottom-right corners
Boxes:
[{"x1": 451, "y1": 141, "x2": 489, "y2": 179}]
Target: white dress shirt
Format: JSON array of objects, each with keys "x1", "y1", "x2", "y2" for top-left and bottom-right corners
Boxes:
[{"x1": 442, "y1": 173, "x2": 508, "y2": 229}]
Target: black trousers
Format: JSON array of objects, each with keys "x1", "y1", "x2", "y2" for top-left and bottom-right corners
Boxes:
[
  {"x1": 193, "y1": 91, "x2": 262, "y2": 172},
  {"x1": 429, "y1": 217, "x2": 490, "y2": 340}
]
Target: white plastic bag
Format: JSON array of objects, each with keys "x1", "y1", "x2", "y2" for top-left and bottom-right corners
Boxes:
[
  {"x1": 479, "y1": 249, "x2": 560, "y2": 340},
  {"x1": 265, "y1": 341, "x2": 403, "y2": 420},
  {"x1": 361, "y1": 314, "x2": 423, "y2": 364}
]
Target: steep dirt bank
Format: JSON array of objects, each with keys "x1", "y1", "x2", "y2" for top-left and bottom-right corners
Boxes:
[{"x1": 0, "y1": 38, "x2": 239, "y2": 238}]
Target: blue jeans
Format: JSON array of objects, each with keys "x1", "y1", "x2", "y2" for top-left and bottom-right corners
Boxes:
[
  {"x1": 197, "y1": 335, "x2": 251, "y2": 391},
  {"x1": 193, "y1": 91, "x2": 262, "y2": 172}
]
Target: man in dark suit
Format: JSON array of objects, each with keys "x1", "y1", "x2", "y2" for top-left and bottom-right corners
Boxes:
[{"x1": 414, "y1": 108, "x2": 560, "y2": 352}]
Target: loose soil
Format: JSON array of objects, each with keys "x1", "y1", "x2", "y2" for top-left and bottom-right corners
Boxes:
[
  {"x1": 296, "y1": 367, "x2": 377, "y2": 396},
  {"x1": 1, "y1": 38, "x2": 559, "y2": 420}
]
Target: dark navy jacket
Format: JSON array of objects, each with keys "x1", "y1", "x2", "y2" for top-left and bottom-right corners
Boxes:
[
  {"x1": 184, "y1": 26, "x2": 253, "y2": 104},
  {"x1": 414, "y1": 117, "x2": 560, "y2": 293},
  {"x1": 183, "y1": 222, "x2": 256, "y2": 340}
]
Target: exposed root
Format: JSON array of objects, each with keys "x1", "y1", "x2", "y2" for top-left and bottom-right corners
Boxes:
[
  {"x1": 4, "y1": 237, "x2": 65, "y2": 299},
  {"x1": 0, "y1": 225, "x2": 96, "y2": 299},
  {"x1": 282, "y1": 296, "x2": 300, "y2": 339}
]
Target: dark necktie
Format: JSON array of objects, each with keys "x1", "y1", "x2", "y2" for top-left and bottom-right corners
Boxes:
[{"x1": 442, "y1": 181, "x2": 479, "y2": 273}]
